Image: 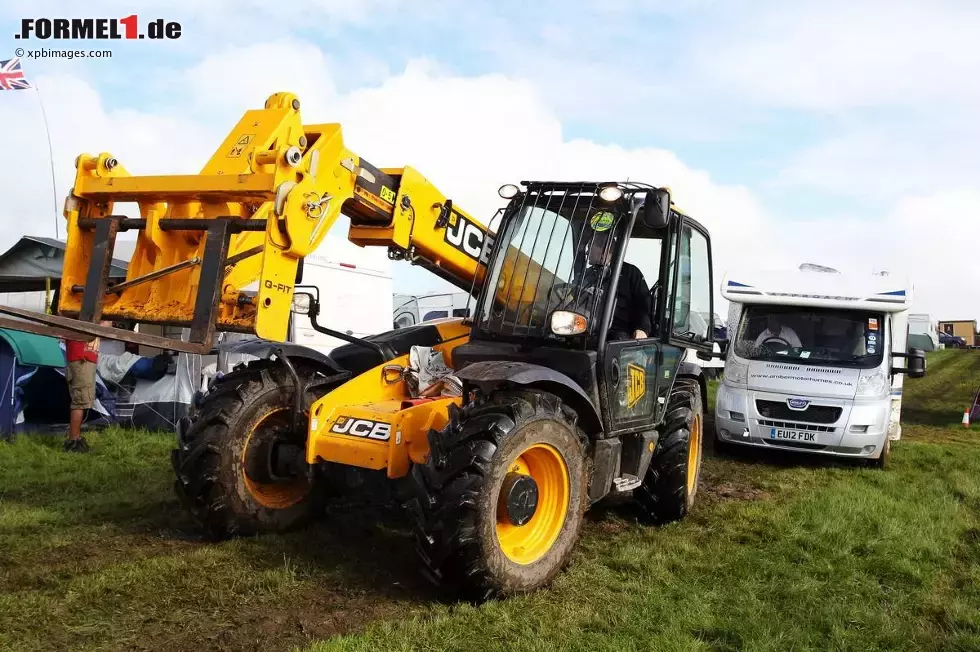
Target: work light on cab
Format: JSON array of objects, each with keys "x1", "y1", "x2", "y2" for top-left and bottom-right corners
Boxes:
[
  {"x1": 599, "y1": 185, "x2": 623, "y2": 202},
  {"x1": 498, "y1": 183, "x2": 519, "y2": 199},
  {"x1": 550, "y1": 310, "x2": 588, "y2": 335}
]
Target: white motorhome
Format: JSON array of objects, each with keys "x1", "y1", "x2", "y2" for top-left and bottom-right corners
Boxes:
[{"x1": 714, "y1": 266, "x2": 926, "y2": 467}]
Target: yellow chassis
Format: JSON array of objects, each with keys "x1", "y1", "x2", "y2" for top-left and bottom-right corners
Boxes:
[{"x1": 306, "y1": 319, "x2": 470, "y2": 477}]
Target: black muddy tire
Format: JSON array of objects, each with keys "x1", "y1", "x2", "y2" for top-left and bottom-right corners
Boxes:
[
  {"x1": 635, "y1": 378, "x2": 704, "y2": 524},
  {"x1": 407, "y1": 390, "x2": 589, "y2": 601},
  {"x1": 172, "y1": 360, "x2": 338, "y2": 539}
]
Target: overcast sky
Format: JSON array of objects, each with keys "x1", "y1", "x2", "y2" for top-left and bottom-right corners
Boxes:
[{"x1": 1, "y1": 0, "x2": 977, "y2": 322}]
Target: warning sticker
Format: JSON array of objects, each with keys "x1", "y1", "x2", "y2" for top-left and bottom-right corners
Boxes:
[
  {"x1": 227, "y1": 134, "x2": 255, "y2": 158},
  {"x1": 868, "y1": 317, "x2": 879, "y2": 331}
]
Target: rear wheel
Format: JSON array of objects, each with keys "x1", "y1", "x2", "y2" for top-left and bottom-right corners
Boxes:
[
  {"x1": 635, "y1": 378, "x2": 704, "y2": 523},
  {"x1": 172, "y1": 360, "x2": 337, "y2": 539},
  {"x1": 407, "y1": 390, "x2": 589, "y2": 600}
]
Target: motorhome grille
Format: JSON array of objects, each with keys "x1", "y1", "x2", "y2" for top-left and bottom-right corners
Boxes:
[
  {"x1": 758, "y1": 419, "x2": 836, "y2": 433},
  {"x1": 757, "y1": 401, "x2": 842, "y2": 424}
]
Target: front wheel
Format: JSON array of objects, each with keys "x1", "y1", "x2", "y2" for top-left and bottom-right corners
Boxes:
[
  {"x1": 172, "y1": 361, "x2": 336, "y2": 539},
  {"x1": 407, "y1": 390, "x2": 589, "y2": 601},
  {"x1": 635, "y1": 378, "x2": 704, "y2": 523}
]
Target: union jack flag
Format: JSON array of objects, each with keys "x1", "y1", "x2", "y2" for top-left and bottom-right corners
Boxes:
[{"x1": 0, "y1": 58, "x2": 31, "y2": 91}]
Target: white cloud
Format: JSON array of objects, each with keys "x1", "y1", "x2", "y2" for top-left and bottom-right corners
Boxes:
[
  {"x1": 774, "y1": 120, "x2": 980, "y2": 201},
  {"x1": 689, "y1": 0, "x2": 980, "y2": 111},
  {"x1": 763, "y1": 190, "x2": 980, "y2": 320}
]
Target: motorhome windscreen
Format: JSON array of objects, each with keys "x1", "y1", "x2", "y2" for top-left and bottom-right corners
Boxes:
[
  {"x1": 477, "y1": 186, "x2": 628, "y2": 340},
  {"x1": 734, "y1": 305, "x2": 885, "y2": 369}
]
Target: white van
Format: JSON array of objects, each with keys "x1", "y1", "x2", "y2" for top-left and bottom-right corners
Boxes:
[
  {"x1": 392, "y1": 291, "x2": 471, "y2": 329},
  {"x1": 713, "y1": 266, "x2": 926, "y2": 468}
]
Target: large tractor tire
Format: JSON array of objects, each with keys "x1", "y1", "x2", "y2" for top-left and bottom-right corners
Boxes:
[
  {"x1": 635, "y1": 378, "x2": 704, "y2": 524},
  {"x1": 408, "y1": 390, "x2": 589, "y2": 601},
  {"x1": 172, "y1": 360, "x2": 335, "y2": 539}
]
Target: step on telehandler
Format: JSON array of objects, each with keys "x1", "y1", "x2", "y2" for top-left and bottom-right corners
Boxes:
[{"x1": 0, "y1": 93, "x2": 718, "y2": 599}]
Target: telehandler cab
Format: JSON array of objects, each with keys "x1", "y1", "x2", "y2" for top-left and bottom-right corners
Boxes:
[{"x1": 0, "y1": 93, "x2": 716, "y2": 599}]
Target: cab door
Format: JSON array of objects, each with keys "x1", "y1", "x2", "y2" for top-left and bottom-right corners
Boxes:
[
  {"x1": 603, "y1": 336, "x2": 665, "y2": 435},
  {"x1": 657, "y1": 216, "x2": 714, "y2": 419},
  {"x1": 599, "y1": 232, "x2": 668, "y2": 435}
]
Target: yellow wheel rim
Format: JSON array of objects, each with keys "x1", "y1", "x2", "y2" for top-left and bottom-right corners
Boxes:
[
  {"x1": 496, "y1": 443, "x2": 570, "y2": 565},
  {"x1": 687, "y1": 414, "x2": 702, "y2": 496},
  {"x1": 241, "y1": 407, "x2": 310, "y2": 510}
]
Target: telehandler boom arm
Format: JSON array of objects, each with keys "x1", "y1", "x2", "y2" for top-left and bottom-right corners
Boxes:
[{"x1": 0, "y1": 93, "x2": 492, "y2": 352}]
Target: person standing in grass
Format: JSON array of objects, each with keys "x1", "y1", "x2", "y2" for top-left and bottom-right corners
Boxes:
[{"x1": 64, "y1": 332, "x2": 102, "y2": 453}]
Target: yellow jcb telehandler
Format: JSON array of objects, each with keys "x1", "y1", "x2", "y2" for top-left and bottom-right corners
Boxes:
[{"x1": 0, "y1": 94, "x2": 719, "y2": 599}]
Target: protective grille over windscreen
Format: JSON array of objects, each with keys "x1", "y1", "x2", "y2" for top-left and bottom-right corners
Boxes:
[{"x1": 477, "y1": 184, "x2": 627, "y2": 341}]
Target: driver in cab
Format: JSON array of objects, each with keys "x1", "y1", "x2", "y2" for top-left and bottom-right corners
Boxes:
[
  {"x1": 585, "y1": 224, "x2": 653, "y2": 341},
  {"x1": 753, "y1": 315, "x2": 802, "y2": 349}
]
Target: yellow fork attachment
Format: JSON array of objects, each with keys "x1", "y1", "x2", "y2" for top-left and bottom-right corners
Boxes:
[{"x1": 0, "y1": 93, "x2": 360, "y2": 352}]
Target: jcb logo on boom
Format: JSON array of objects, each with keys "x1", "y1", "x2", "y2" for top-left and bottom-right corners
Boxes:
[
  {"x1": 330, "y1": 416, "x2": 391, "y2": 441},
  {"x1": 445, "y1": 213, "x2": 494, "y2": 264}
]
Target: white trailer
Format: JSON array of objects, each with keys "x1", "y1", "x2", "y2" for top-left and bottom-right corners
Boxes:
[{"x1": 714, "y1": 265, "x2": 926, "y2": 468}]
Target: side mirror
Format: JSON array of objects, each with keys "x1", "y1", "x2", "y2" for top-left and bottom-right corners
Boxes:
[
  {"x1": 641, "y1": 188, "x2": 671, "y2": 229},
  {"x1": 907, "y1": 349, "x2": 926, "y2": 378},
  {"x1": 893, "y1": 348, "x2": 926, "y2": 378},
  {"x1": 291, "y1": 292, "x2": 313, "y2": 316}
]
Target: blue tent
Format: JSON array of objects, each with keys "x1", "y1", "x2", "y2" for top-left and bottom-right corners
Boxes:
[{"x1": 0, "y1": 327, "x2": 116, "y2": 439}]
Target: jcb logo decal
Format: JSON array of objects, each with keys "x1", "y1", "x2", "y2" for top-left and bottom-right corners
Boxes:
[
  {"x1": 627, "y1": 363, "x2": 646, "y2": 409},
  {"x1": 330, "y1": 416, "x2": 391, "y2": 441},
  {"x1": 445, "y1": 213, "x2": 494, "y2": 264}
]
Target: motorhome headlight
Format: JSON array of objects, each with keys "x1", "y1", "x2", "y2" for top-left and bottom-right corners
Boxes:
[
  {"x1": 550, "y1": 310, "x2": 588, "y2": 336},
  {"x1": 856, "y1": 369, "x2": 888, "y2": 397},
  {"x1": 726, "y1": 359, "x2": 748, "y2": 385}
]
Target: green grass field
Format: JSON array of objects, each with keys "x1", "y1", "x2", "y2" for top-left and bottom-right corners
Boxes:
[{"x1": 2, "y1": 350, "x2": 979, "y2": 651}]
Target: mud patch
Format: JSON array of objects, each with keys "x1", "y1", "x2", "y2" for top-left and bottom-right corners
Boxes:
[{"x1": 701, "y1": 480, "x2": 770, "y2": 504}]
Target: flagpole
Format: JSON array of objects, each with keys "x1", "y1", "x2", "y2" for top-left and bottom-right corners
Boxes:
[{"x1": 33, "y1": 82, "x2": 61, "y2": 241}]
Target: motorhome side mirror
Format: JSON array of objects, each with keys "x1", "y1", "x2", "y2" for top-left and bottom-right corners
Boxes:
[
  {"x1": 641, "y1": 188, "x2": 671, "y2": 229},
  {"x1": 291, "y1": 292, "x2": 313, "y2": 316},
  {"x1": 907, "y1": 348, "x2": 926, "y2": 378}
]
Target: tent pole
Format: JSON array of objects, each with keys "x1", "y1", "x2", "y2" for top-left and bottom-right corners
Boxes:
[{"x1": 44, "y1": 277, "x2": 51, "y2": 314}]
